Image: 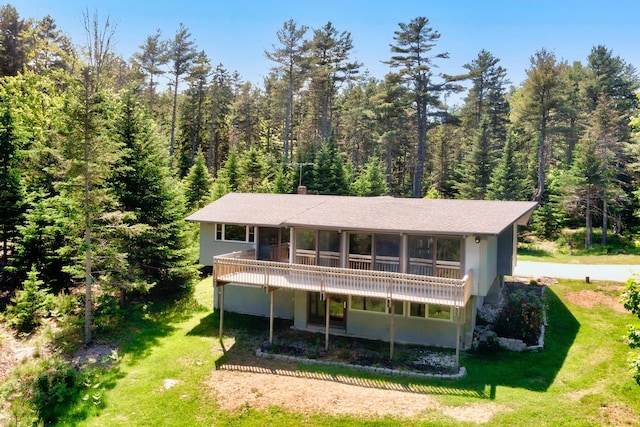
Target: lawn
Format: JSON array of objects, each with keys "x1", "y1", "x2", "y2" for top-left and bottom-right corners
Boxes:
[
  {"x1": 60, "y1": 276, "x2": 640, "y2": 426},
  {"x1": 518, "y1": 230, "x2": 640, "y2": 265}
]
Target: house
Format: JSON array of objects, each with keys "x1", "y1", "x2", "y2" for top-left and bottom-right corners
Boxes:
[{"x1": 187, "y1": 192, "x2": 537, "y2": 365}]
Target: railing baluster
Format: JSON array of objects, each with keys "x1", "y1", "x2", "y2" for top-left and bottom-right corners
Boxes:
[{"x1": 214, "y1": 251, "x2": 472, "y2": 308}]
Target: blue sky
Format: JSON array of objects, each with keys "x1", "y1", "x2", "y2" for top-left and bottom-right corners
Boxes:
[{"x1": 13, "y1": 1, "x2": 640, "y2": 104}]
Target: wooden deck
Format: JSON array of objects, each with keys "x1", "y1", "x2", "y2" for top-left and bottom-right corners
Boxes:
[{"x1": 214, "y1": 250, "x2": 472, "y2": 308}]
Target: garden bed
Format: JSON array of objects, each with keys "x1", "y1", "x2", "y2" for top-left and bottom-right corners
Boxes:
[
  {"x1": 259, "y1": 327, "x2": 461, "y2": 376},
  {"x1": 473, "y1": 278, "x2": 548, "y2": 351}
]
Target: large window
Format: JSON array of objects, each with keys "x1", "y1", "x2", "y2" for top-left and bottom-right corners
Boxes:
[
  {"x1": 215, "y1": 224, "x2": 254, "y2": 242},
  {"x1": 409, "y1": 303, "x2": 453, "y2": 321},
  {"x1": 295, "y1": 229, "x2": 316, "y2": 265},
  {"x1": 349, "y1": 233, "x2": 372, "y2": 270},
  {"x1": 408, "y1": 235, "x2": 462, "y2": 279},
  {"x1": 318, "y1": 230, "x2": 340, "y2": 267},
  {"x1": 408, "y1": 235, "x2": 434, "y2": 275},
  {"x1": 374, "y1": 234, "x2": 400, "y2": 272},
  {"x1": 351, "y1": 297, "x2": 403, "y2": 315}
]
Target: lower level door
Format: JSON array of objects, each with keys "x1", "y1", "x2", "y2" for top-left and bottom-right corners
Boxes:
[{"x1": 308, "y1": 293, "x2": 346, "y2": 329}]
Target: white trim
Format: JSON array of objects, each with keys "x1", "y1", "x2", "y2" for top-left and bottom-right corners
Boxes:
[{"x1": 215, "y1": 224, "x2": 255, "y2": 243}]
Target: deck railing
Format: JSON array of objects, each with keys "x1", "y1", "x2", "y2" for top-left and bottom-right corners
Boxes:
[{"x1": 213, "y1": 250, "x2": 472, "y2": 308}]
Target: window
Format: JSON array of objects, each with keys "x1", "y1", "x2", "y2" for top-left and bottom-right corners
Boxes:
[
  {"x1": 349, "y1": 233, "x2": 372, "y2": 270},
  {"x1": 410, "y1": 303, "x2": 425, "y2": 318},
  {"x1": 375, "y1": 234, "x2": 400, "y2": 272},
  {"x1": 428, "y1": 304, "x2": 452, "y2": 320},
  {"x1": 318, "y1": 230, "x2": 340, "y2": 267},
  {"x1": 350, "y1": 297, "x2": 403, "y2": 315},
  {"x1": 408, "y1": 235, "x2": 434, "y2": 276},
  {"x1": 409, "y1": 303, "x2": 453, "y2": 321},
  {"x1": 351, "y1": 296, "x2": 385, "y2": 313},
  {"x1": 214, "y1": 224, "x2": 254, "y2": 242},
  {"x1": 295, "y1": 229, "x2": 316, "y2": 265}
]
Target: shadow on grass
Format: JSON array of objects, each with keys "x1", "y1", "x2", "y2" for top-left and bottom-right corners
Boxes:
[
  {"x1": 193, "y1": 288, "x2": 579, "y2": 401},
  {"x1": 460, "y1": 287, "x2": 580, "y2": 397}
]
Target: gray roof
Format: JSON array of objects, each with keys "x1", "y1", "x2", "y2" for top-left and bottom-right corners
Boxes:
[{"x1": 186, "y1": 192, "x2": 538, "y2": 236}]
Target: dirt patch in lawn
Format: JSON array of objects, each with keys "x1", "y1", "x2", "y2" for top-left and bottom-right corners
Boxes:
[
  {"x1": 565, "y1": 284, "x2": 627, "y2": 313},
  {"x1": 0, "y1": 325, "x2": 39, "y2": 382},
  {"x1": 208, "y1": 343, "x2": 510, "y2": 423}
]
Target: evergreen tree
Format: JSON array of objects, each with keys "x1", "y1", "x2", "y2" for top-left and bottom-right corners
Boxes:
[
  {"x1": 265, "y1": 19, "x2": 310, "y2": 162},
  {"x1": 239, "y1": 145, "x2": 266, "y2": 192},
  {"x1": 178, "y1": 50, "x2": 212, "y2": 176},
  {"x1": 273, "y1": 162, "x2": 296, "y2": 194},
  {"x1": 487, "y1": 130, "x2": 528, "y2": 200},
  {"x1": 0, "y1": 5, "x2": 28, "y2": 77},
  {"x1": 582, "y1": 46, "x2": 639, "y2": 241},
  {"x1": 208, "y1": 64, "x2": 235, "y2": 175},
  {"x1": 386, "y1": 16, "x2": 456, "y2": 198},
  {"x1": 563, "y1": 132, "x2": 603, "y2": 249},
  {"x1": 184, "y1": 148, "x2": 213, "y2": 211},
  {"x1": 429, "y1": 122, "x2": 462, "y2": 199},
  {"x1": 27, "y1": 15, "x2": 75, "y2": 73},
  {"x1": 312, "y1": 130, "x2": 348, "y2": 195},
  {"x1": 12, "y1": 193, "x2": 82, "y2": 293},
  {"x1": 352, "y1": 155, "x2": 388, "y2": 196},
  {"x1": 308, "y1": 21, "x2": 360, "y2": 142},
  {"x1": 111, "y1": 91, "x2": 198, "y2": 295},
  {"x1": 512, "y1": 49, "x2": 565, "y2": 202},
  {"x1": 0, "y1": 106, "x2": 24, "y2": 271},
  {"x1": 216, "y1": 147, "x2": 241, "y2": 193},
  {"x1": 131, "y1": 29, "x2": 169, "y2": 110},
  {"x1": 454, "y1": 116, "x2": 495, "y2": 199},
  {"x1": 168, "y1": 23, "x2": 198, "y2": 170},
  {"x1": 5, "y1": 266, "x2": 53, "y2": 333},
  {"x1": 460, "y1": 49, "x2": 510, "y2": 143}
]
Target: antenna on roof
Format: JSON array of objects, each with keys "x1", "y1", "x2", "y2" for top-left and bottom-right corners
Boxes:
[{"x1": 285, "y1": 162, "x2": 315, "y2": 186}]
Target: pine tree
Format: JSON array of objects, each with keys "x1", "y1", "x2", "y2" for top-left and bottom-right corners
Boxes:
[
  {"x1": 216, "y1": 147, "x2": 241, "y2": 193},
  {"x1": 563, "y1": 133, "x2": 603, "y2": 249},
  {"x1": 487, "y1": 131, "x2": 528, "y2": 200},
  {"x1": 312, "y1": 130, "x2": 348, "y2": 195},
  {"x1": 386, "y1": 16, "x2": 456, "y2": 198},
  {"x1": 239, "y1": 145, "x2": 266, "y2": 192},
  {"x1": 265, "y1": 19, "x2": 309, "y2": 162},
  {"x1": 131, "y1": 29, "x2": 169, "y2": 110},
  {"x1": 513, "y1": 49, "x2": 565, "y2": 202},
  {"x1": 308, "y1": 22, "x2": 360, "y2": 142},
  {"x1": 168, "y1": 23, "x2": 198, "y2": 170},
  {"x1": 184, "y1": 148, "x2": 213, "y2": 211},
  {"x1": 352, "y1": 156, "x2": 388, "y2": 196},
  {"x1": 6, "y1": 266, "x2": 53, "y2": 333},
  {"x1": 0, "y1": 5, "x2": 28, "y2": 77},
  {"x1": 454, "y1": 116, "x2": 495, "y2": 199},
  {"x1": 111, "y1": 91, "x2": 198, "y2": 295},
  {"x1": 0, "y1": 106, "x2": 24, "y2": 271}
]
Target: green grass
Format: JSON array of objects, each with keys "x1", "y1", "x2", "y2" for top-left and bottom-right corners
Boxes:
[
  {"x1": 518, "y1": 229, "x2": 640, "y2": 264},
  {"x1": 59, "y1": 277, "x2": 640, "y2": 426}
]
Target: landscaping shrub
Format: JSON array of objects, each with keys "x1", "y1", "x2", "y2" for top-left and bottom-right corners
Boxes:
[{"x1": 494, "y1": 289, "x2": 545, "y2": 346}]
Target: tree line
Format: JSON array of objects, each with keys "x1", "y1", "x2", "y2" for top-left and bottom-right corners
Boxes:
[{"x1": 1, "y1": 4, "x2": 640, "y2": 336}]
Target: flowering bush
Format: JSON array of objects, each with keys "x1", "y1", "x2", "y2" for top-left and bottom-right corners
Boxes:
[{"x1": 494, "y1": 289, "x2": 545, "y2": 346}]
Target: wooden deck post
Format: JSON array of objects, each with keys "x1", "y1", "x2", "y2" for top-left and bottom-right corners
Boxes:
[
  {"x1": 269, "y1": 289, "x2": 274, "y2": 344},
  {"x1": 219, "y1": 285, "x2": 225, "y2": 340},
  {"x1": 455, "y1": 307, "x2": 461, "y2": 371},
  {"x1": 389, "y1": 299, "x2": 395, "y2": 360},
  {"x1": 325, "y1": 295, "x2": 330, "y2": 352}
]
